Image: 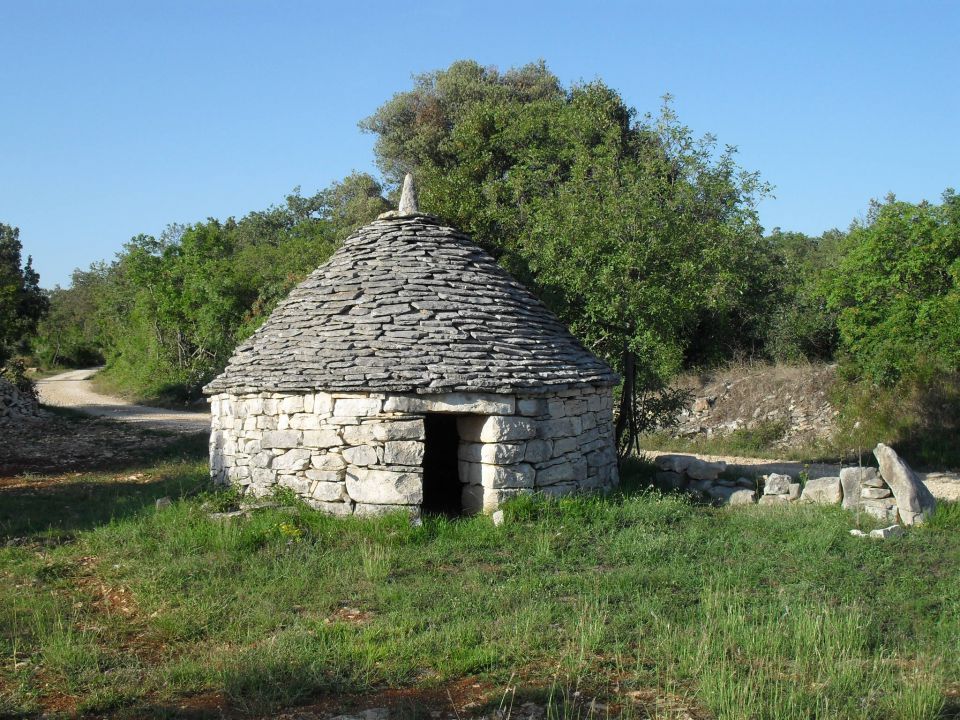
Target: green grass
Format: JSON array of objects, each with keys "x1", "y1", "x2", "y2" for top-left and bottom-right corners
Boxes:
[{"x1": 1, "y1": 455, "x2": 957, "y2": 718}]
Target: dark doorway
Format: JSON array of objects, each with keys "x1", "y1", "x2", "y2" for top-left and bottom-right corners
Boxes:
[{"x1": 421, "y1": 414, "x2": 463, "y2": 516}]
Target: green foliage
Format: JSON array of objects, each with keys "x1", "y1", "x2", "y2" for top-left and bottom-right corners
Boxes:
[
  {"x1": 36, "y1": 175, "x2": 389, "y2": 401},
  {"x1": 362, "y1": 62, "x2": 771, "y2": 449},
  {"x1": 826, "y1": 190, "x2": 960, "y2": 385},
  {"x1": 0, "y1": 222, "x2": 48, "y2": 365}
]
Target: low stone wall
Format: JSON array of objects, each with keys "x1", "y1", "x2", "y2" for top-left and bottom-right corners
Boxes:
[
  {"x1": 653, "y1": 442, "x2": 936, "y2": 526},
  {"x1": 208, "y1": 385, "x2": 618, "y2": 516}
]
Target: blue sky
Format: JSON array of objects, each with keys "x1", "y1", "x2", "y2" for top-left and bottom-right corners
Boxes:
[{"x1": 2, "y1": 0, "x2": 957, "y2": 288}]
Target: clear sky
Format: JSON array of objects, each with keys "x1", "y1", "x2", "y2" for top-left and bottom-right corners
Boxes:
[{"x1": 2, "y1": 0, "x2": 957, "y2": 288}]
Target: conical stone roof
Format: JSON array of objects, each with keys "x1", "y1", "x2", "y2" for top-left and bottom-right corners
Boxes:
[{"x1": 204, "y1": 213, "x2": 618, "y2": 397}]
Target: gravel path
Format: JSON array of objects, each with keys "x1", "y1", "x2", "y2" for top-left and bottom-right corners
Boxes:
[
  {"x1": 37, "y1": 368, "x2": 210, "y2": 433},
  {"x1": 645, "y1": 450, "x2": 960, "y2": 502}
]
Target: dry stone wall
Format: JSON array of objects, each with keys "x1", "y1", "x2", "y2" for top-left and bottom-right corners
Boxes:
[{"x1": 209, "y1": 385, "x2": 617, "y2": 516}]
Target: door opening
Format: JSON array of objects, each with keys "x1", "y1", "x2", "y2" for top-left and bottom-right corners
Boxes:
[{"x1": 421, "y1": 414, "x2": 463, "y2": 516}]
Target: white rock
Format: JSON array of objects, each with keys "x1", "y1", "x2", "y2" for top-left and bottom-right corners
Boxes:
[
  {"x1": 800, "y1": 476, "x2": 842, "y2": 504},
  {"x1": 763, "y1": 473, "x2": 793, "y2": 495},
  {"x1": 874, "y1": 443, "x2": 936, "y2": 525},
  {"x1": 334, "y1": 397, "x2": 383, "y2": 417},
  {"x1": 492, "y1": 510, "x2": 505, "y2": 527},
  {"x1": 346, "y1": 469, "x2": 422, "y2": 505},
  {"x1": 343, "y1": 445, "x2": 379, "y2": 467},
  {"x1": 457, "y1": 416, "x2": 536, "y2": 443},
  {"x1": 383, "y1": 393, "x2": 514, "y2": 415},
  {"x1": 869, "y1": 525, "x2": 905, "y2": 540},
  {"x1": 273, "y1": 448, "x2": 311, "y2": 472},
  {"x1": 383, "y1": 440, "x2": 424, "y2": 466}
]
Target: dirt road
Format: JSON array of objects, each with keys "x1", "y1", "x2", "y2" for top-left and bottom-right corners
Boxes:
[
  {"x1": 37, "y1": 368, "x2": 210, "y2": 433},
  {"x1": 645, "y1": 450, "x2": 960, "y2": 502}
]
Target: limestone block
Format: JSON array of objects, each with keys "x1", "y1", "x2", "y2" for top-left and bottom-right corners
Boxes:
[
  {"x1": 839, "y1": 467, "x2": 875, "y2": 509},
  {"x1": 311, "y1": 453, "x2": 345, "y2": 471},
  {"x1": 279, "y1": 395, "x2": 304, "y2": 414},
  {"x1": 343, "y1": 445, "x2": 379, "y2": 467},
  {"x1": 759, "y1": 494, "x2": 789, "y2": 505},
  {"x1": 869, "y1": 525, "x2": 904, "y2": 540},
  {"x1": 524, "y1": 439, "x2": 553, "y2": 463},
  {"x1": 342, "y1": 424, "x2": 377, "y2": 444},
  {"x1": 478, "y1": 443, "x2": 526, "y2": 464},
  {"x1": 536, "y1": 462, "x2": 576, "y2": 486},
  {"x1": 310, "y1": 481, "x2": 347, "y2": 502},
  {"x1": 547, "y1": 398, "x2": 567, "y2": 418},
  {"x1": 273, "y1": 449, "x2": 311, "y2": 472},
  {"x1": 799, "y1": 476, "x2": 842, "y2": 505},
  {"x1": 301, "y1": 429, "x2": 341, "y2": 448},
  {"x1": 861, "y1": 486, "x2": 892, "y2": 500},
  {"x1": 384, "y1": 440, "x2": 425, "y2": 466},
  {"x1": 278, "y1": 474, "x2": 311, "y2": 495},
  {"x1": 581, "y1": 413, "x2": 597, "y2": 431},
  {"x1": 788, "y1": 483, "x2": 802, "y2": 501},
  {"x1": 312, "y1": 392, "x2": 334, "y2": 414},
  {"x1": 384, "y1": 393, "x2": 514, "y2": 415},
  {"x1": 277, "y1": 415, "x2": 290, "y2": 431},
  {"x1": 552, "y1": 436, "x2": 581, "y2": 456},
  {"x1": 334, "y1": 397, "x2": 383, "y2": 417},
  {"x1": 305, "y1": 468, "x2": 345, "y2": 483},
  {"x1": 861, "y1": 499, "x2": 898, "y2": 523},
  {"x1": 517, "y1": 398, "x2": 547, "y2": 417},
  {"x1": 346, "y1": 468, "x2": 423, "y2": 505},
  {"x1": 372, "y1": 420, "x2": 425, "y2": 441},
  {"x1": 289, "y1": 414, "x2": 323, "y2": 430},
  {"x1": 251, "y1": 467, "x2": 275, "y2": 485},
  {"x1": 261, "y1": 430, "x2": 301, "y2": 449},
  {"x1": 763, "y1": 473, "x2": 793, "y2": 495},
  {"x1": 874, "y1": 443, "x2": 936, "y2": 525},
  {"x1": 457, "y1": 416, "x2": 536, "y2": 443},
  {"x1": 480, "y1": 462, "x2": 535, "y2": 489}
]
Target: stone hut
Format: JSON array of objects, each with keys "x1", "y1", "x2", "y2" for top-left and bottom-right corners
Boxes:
[{"x1": 204, "y1": 176, "x2": 620, "y2": 517}]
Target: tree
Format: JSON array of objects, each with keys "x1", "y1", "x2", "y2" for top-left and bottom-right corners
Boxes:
[
  {"x1": 362, "y1": 61, "x2": 770, "y2": 453},
  {"x1": 0, "y1": 223, "x2": 48, "y2": 364},
  {"x1": 825, "y1": 190, "x2": 960, "y2": 385}
]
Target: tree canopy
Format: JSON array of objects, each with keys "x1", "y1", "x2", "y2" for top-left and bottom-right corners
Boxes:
[{"x1": 0, "y1": 223, "x2": 47, "y2": 365}]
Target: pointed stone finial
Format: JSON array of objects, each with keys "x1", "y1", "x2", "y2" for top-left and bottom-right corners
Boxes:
[{"x1": 398, "y1": 173, "x2": 419, "y2": 215}]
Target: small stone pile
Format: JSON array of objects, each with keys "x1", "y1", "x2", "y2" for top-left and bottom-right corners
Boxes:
[
  {"x1": 653, "y1": 442, "x2": 936, "y2": 526},
  {"x1": 0, "y1": 377, "x2": 43, "y2": 424}
]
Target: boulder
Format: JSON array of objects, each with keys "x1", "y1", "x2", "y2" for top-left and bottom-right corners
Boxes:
[
  {"x1": 839, "y1": 467, "x2": 875, "y2": 510},
  {"x1": 874, "y1": 443, "x2": 936, "y2": 525},
  {"x1": 654, "y1": 471, "x2": 687, "y2": 491},
  {"x1": 869, "y1": 525, "x2": 905, "y2": 540},
  {"x1": 799, "y1": 476, "x2": 842, "y2": 504}
]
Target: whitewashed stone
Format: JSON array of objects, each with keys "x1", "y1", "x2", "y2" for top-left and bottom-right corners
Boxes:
[
  {"x1": 383, "y1": 440, "x2": 425, "y2": 466},
  {"x1": 874, "y1": 443, "x2": 936, "y2": 525},
  {"x1": 383, "y1": 393, "x2": 514, "y2": 415},
  {"x1": 346, "y1": 469, "x2": 422, "y2": 505}
]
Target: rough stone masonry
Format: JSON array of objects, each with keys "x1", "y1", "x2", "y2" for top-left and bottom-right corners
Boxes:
[{"x1": 205, "y1": 176, "x2": 620, "y2": 515}]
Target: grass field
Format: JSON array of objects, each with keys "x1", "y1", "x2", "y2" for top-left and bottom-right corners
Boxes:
[{"x1": 1, "y1": 438, "x2": 957, "y2": 718}]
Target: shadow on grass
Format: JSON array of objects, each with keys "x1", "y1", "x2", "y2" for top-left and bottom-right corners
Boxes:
[{"x1": 0, "y1": 434, "x2": 210, "y2": 541}]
